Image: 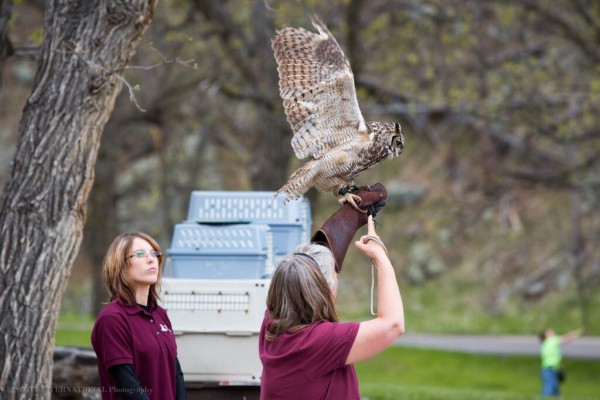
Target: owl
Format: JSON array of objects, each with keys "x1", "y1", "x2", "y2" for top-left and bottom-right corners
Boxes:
[{"x1": 272, "y1": 17, "x2": 405, "y2": 211}]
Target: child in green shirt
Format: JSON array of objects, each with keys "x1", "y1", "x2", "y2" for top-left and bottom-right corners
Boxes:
[{"x1": 538, "y1": 328, "x2": 584, "y2": 396}]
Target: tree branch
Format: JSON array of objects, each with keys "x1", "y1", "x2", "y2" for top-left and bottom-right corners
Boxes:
[
  {"x1": 572, "y1": 0, "x2": 600, "y2": 44},
  {"x1": 507, "y1": 0, "x2": 600, "y2": 62},
  {"x1": 502, "y1": 153, "x2": 598, "y2": 187},
  {"x1": 126, "y1": 42, "x2": 196, "y2": 70},
  {"x1": 12, "y1": 45, "x2": 40, "y2": 59}
]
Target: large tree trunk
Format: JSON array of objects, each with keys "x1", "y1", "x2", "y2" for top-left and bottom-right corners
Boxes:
[
  {"x1": 246, "y1": 0, "x2": 290, "y2": 191},
  {"x1": 0, "y1": 1, "x2": 157, "y2": 397},
  {"x1": 192, "y1": 0, "x2": 291, "y2": 191},
  {"x1": 84, "y1": 113, "x2": 125, "y2": 317},
  {"x1": 85, "y1": 146, "x2": 118, "y2": 317}
]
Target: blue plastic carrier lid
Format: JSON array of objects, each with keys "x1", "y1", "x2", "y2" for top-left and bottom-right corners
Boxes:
[
  {"x1": 186, "y1": 191, "x2": 310, "y2": 226},
  {"x1": 168, "y1": 223, "x2": 272, "y2": 256}
]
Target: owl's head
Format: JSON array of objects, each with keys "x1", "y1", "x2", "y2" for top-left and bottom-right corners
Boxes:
[{"x1": 385, "y1": 122, "x2": 404, "y2": 159}]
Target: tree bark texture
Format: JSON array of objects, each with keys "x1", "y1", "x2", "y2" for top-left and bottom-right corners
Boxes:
[{"x1": 0, "y1": 0, "x2": 157, "y2": 398}]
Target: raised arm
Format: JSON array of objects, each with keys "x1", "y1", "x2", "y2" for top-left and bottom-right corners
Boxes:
[
  {"x1": 560, "y1": 327, "x2": 585, "y2": 346},
  {"x1": 346, "y1": 216, "x2": 404, "y2": 365}
]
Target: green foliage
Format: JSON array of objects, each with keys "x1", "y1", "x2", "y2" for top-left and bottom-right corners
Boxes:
[{"x1": 27, "y1": 27, "x2": 43, "y2": 45}]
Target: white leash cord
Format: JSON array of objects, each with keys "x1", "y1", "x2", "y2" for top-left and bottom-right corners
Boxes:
[
  {"x1": 363, "y1": 235, "x2": 388, "y2": 316},
  {"x1": 370, "y1": 262, "x2": 376, "y2": 316}
]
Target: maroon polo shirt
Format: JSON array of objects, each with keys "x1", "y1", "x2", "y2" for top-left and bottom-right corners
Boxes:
[
  {"x1": 91, "y1": 299, "x2": 178, "y2": 400},
  {"x1": 259, "y1": 311, "x2": 360, "y2": 399}
]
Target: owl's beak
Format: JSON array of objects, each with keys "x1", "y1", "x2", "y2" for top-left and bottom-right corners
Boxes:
[{"x1": 387, "y1": 133, "x2": 404, "y2": 158}]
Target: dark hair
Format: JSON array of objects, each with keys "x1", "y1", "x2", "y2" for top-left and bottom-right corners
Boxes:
[
  {"x1": 539, "y1": 329, "x2": 551, "y2": 343},
  {"x1": 265, "y1": 244, "x2": 338, "y2": 341},
  {"x1": 102, "y1": 232, "x2": 164, "y2": 306}
]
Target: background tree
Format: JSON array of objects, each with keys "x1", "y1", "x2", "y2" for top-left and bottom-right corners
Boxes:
[
  {"x1": 0, "y1": 0, "x2": 158, "y2": 396},
  {"x1": 1, "y1": 0, "x2": 598, "y2": 364},
  {"x1": 77, "y1": 0, "x2": 600, "y2": 328},
  {"x1": 0, "y1": 0, "x2": 13, "y2": 90}
]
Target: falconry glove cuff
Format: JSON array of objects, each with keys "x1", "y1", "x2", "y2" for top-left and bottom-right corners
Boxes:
[{"x1": 311, "y1": 183, "x2": 388, "y2": 272}]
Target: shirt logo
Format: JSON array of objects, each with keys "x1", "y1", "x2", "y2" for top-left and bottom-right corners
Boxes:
[{"x1": 160, "y1": 324, "x2": 172, "y2": 333}]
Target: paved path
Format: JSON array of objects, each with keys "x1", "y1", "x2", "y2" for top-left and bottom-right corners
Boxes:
[{"x1": 395, "y1": 333, "x2": 600, "y2": 360}]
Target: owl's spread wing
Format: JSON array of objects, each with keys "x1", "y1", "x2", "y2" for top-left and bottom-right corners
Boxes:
[{"x1": 272, "y1": 17, "x2": 367, "y2": 160}]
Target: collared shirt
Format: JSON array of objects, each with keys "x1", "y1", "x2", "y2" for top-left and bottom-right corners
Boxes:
[
  {"x1": 259, "y1": 311, "x2": 360, "y2": 399},
  {"x1": 92, "y1": 299, "x2": 178, "y2": 400}
]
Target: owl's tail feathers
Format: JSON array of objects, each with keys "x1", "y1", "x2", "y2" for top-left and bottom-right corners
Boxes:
[
  {"x1": 274, "y1": 162, "x2": 317, "y2": 204},
  {"x1": 274, "y1": 187, "x2": 300, "y2": 205}
]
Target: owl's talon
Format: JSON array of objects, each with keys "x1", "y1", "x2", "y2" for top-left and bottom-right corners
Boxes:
[{"x1": 338, "y1": 193, "x2": 368, "y2": 213}]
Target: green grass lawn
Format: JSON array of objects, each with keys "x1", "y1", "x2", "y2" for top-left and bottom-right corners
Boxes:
[
  {"x1": 56, "y1": 317, "x2": 600, "y2": 399},
  {"x1": 356, "y1": 346, "x2": 600, "y2": 400},
  {"x1": 55, "y1": 314, "x2": 93, "y2": 347}
]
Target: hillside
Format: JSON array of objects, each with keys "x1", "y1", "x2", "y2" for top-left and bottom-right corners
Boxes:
[
  {"x1": 3, "y1": 0, "x2": 597, "y2": 337},
  {"x1": 53, "y1": 129, "x2": 600, "y2": 335},
  {"x1": 309, "y1": 133, "x2": 599, "y2": 335}
]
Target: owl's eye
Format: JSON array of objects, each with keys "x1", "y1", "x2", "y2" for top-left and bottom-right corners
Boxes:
[{"x1": 391, "y1": 135, "x2": 403, "y2": 149}]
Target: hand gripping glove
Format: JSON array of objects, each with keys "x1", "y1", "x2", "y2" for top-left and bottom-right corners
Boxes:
[{"x1": 311, "y1": 183, "x2": 387, "y2": 272}]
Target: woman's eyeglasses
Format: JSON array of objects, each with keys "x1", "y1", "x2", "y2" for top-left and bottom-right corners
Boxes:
[{"x1": 127, "y1": 250, "x2": 162, "y2": 260}]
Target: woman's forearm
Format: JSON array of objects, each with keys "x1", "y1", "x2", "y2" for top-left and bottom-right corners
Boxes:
[{"x1": 373, "y1": 254, "x2": 404, "y2": 334}]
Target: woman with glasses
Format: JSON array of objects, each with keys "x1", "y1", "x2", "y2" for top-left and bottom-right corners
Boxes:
[{"x1": 91, "y1": 232, "x2": 186, "y2": 400}]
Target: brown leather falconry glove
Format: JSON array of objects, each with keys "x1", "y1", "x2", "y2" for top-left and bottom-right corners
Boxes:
[{"x1": 311, "y1": 183, "x2": 388, "y2": 272}]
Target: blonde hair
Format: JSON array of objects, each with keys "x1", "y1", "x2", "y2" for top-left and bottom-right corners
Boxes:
[
  {"x1": 265, "y1": 243, "x2": 338, "y2": 341},
  {"x1": 102, "y1": 232, "x2": 164, "y2": 306}
]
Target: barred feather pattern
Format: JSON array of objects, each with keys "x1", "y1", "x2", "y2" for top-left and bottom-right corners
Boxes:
[
  {"x1": 272, "y1": 18, "x2": 405, "y2": 204},
  {"x1": 277, "y1": 122, "x2": 404, "y2": 202}
]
